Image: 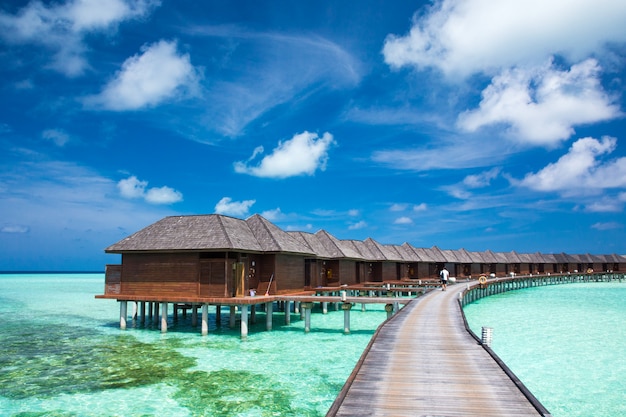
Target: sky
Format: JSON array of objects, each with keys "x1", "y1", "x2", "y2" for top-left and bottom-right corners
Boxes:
[{"x1": 1, "y1": 0, "x2": 626, "y2": 271}]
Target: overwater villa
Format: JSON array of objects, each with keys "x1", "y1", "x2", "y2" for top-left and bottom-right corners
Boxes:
[{"x1": 99, "y1": 213, "x2": 625, "y2": 301}]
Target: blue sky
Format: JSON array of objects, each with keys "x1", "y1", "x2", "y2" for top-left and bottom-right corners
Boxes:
[{"x1": 2, "y1": 0, "x2": 626, "y2": 271}]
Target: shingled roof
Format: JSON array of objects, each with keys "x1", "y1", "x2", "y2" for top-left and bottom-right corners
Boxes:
[
  {"x1": 105, "y1": 214, "x2": 263, "y2": 253},
  {"x1": 106, "y1": 213, "x2": 625, "y2": 264},
  {"x1": 245, "y1": 214, "x2": 314, "y2": 254}
]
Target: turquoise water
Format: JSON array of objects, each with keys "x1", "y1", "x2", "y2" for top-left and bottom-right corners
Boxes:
[
  {"x1": 3, "y1": 275, "x2": 624, "y2": 417},
  {"x1": 463, "y1": 282, "x2": 626, "y2": 417},
  {"x1": 0, "y1": 273, "x2": 390, "y2": 416}
]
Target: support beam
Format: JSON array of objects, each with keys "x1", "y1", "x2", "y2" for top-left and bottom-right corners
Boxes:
[
  {"x1": 131, "y1": 301, "x2": 138, "y2": 320},
  {"x1": 284, "y1": 300, "x2": 291, "y2": 325},
  {"x1": 140, "y1": 301, "x2": 146, "y2": 323},
  {"x1": 191, "y1": 303, "x2": 198, "y2": 327},
  {"x1": 342, "y1": 302, "x2": 352, "y2": 334},
  {"x1": 385, "y1": 303, "x2": 394, "y2": 319},
  {"x1": 160, "y1": 302, "x2": 168, "y2": 333},
  {"x1": 265, "y1": 302, "x2": 273, "y2": 331},
  {"x1": 240, "y1": 305, "x2": 249, "y2": 340},
  {"x1": 229, "y1": 306, "x2": 236, "y2": 329},
  {"x1": 119, "y1": 301, "x2": 127, "y2": 330},
  {"x1": 301, "y1": 302, "x2": 313, "y2": 333},
  {"x1": 201, "y1": 304, "x2": 208, "y2": 336}
]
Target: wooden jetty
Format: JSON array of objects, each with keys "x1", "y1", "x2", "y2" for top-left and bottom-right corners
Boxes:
[{"x1": 327, "y1": 280, "x2": 550, "y2": 417}]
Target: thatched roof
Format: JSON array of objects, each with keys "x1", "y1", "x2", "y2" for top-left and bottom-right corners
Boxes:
[
  {"x1": 289, "y1": 231, "x2": 335, "y2": 258},
  {"x1": 106, "y1": 213, "x2": 626, "y2": 266},
  {"x1": 315, "y1": 230, "x2": 362, "y2": 259},
  {"x1": 401, "y1": 243, "x2": 424, "y2": 262},
  {"x1": 106, "y1": 214, "x2": 264, "y2": 253},
  {"x1": 246, "y1": 214, "x2": 314, "y2": 254}
]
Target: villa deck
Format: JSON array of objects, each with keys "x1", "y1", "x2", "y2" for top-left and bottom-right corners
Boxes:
[{"x1": 326, "y1": 281, "x2": 550, "y2": 417}]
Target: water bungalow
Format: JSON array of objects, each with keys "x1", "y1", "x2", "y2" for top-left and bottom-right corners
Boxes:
[
  {"x1": 100, "y1": 213, "x2": 626, "y2": 297},
  {"x1": 97, "y1": 213, "x2": 626, "y2": 335}
]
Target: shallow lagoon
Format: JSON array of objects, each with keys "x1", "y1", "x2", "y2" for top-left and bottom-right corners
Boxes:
[
  {"x1": 463, "y1": 282, "x2": 626, "y2": 417},
  {"x1": 0, "y1": 273, "x2": 387, "y2": 416},
  {"x1": 2, "y1": 274, "x2": 624, "y2": 416}
]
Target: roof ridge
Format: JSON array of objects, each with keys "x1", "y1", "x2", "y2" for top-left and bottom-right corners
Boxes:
[
  {"x1": 216, "y1": 215, "x2": 234, "y2": 249},
  {"x1": 259, "y1": 215, "x2": 281, "y2": 250}
]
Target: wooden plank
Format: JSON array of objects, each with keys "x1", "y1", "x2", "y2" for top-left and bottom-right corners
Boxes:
[{"x1": 327, "y1": 285, "x2": 548, "y2": 417}]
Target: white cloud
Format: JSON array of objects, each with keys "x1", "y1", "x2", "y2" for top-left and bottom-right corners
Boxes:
[
  {"x1": 348, "y1": 220, "x2": 367, "y2": 230},
  {"x1": 458, "y1": 59, "x2": 620, "y2": 145},
  {"x1": 214, "y1": 197, "x2": 255, "y2": 217},
  {"x1": 42, "y1": 129, "x2": 71, "y2": 147},
  {"x1": 145, "y1": 186, "x2": 183, "y2": 204},
  {"x1": 234, "y1": 131, "x2": 335, "y2": 178},
  {"x1": 118, "y1": 176, "x2": 147, "y2": 199},
  {"x1": 519, "y1": 136, "x2": 626, "y2": 194},
  {"x1": 372, "y1": 133, "x2": 514, "y2": 171},
  {"x1": 585, "y1": 199, "x2": 623, "y2": 213},
  {"x1": 87, "y1": 40, "x2": 201, "y2": 110},
  {"x1": 463, "y1": 168, "x2": 501, "y2": 188},
  {"x1": 591, "y1": 222, "x2": 622, "y2": 231},
  {"x1": 117, "y1": 175, "x2": 182, "y2": 204},
  {"x1": 0, "y1": 155, "x2": 177, "y2": 269},
  {"x1": 1, "y1": 224, "x2": 30, "y2": 234},
  {"x1": 347, "y1": 209, "x2": 360, "y2": 216},
  {"x1": 390, "y1": 203, "x2": 408, "y2": 211},
  {"x1": 383, "y1": 0, "x2": 626, "y2": 78},
  {"x1": 0, "y1": 0, "x2": 160, "y2": 77},
  {"x1": 261, "y1": 208, "x2": 283, "y2": 222},
  {"x1": 188, "y1": 26, "x2": 361, "y2": 137},
  {"x1": 413, "y1": 203, "x2": 427, "y2": 212},
  {"x1": 394, "y1": 216, "x2": 413, "y2": 225}
]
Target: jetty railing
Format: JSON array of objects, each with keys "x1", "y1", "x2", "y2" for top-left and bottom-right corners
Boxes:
[
  {"x1": 459, "y1": 272, "x2": 625, "y2": 307},
  {"x1": 455, "y1": 271, "x2": 624, "y2": 417}
]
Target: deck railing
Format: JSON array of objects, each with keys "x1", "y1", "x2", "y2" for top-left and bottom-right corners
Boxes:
[{"x1": 459, "y1": 272, "x2": 625, "y2": 307}]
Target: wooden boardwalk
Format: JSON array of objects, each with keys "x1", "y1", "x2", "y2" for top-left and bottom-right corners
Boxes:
[{"x1": 327, "y1": 283, "x2": 550, "y2": 417}]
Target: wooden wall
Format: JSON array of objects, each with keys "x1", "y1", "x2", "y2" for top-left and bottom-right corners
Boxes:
[
  {"x1": 274, "y1": 253, "x2": 305, "y2": 292},
  {"x1": 121, "y1": 253, "x2": 199, "y2": 297}
]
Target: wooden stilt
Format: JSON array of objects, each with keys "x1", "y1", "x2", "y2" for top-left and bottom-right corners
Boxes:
[
  {"x1": 140, "y1": 301, "x2": 146, "y2": 323},
  {"x1": 385, "y1": 303, "x2": 394, "y2": 319},
  {"x1": 191, "y1": 303, "x2": 198, "y2": 327},
  {"x1": 229, "y1": 305, "x2": 236, "y2": 329},
  {"x1": 240, "y1": 305, "x2": 249, "y2": 340},
  {"x1": 322, "y1": 301, "x2": 328, "y2": 314},
  {"x1": 201, "y1": 304, "x2": 208, "y2": 336},
  {"x1": 342, "y1": 302, "x2": 352, "y2": 334},
  {"x1": 265, "y1": 302, "x2": 273, "y2": 331},
  {"x1": 160, "y1": 302, "x2": 168, "y2": 333},
  {"x1": 216, "y1": 305, "x2": 221, "y2": 325},
  {"x1": 301, "y1": 302, "x2": 313, "y2": 333},
  {"x1": 120, "y1": 301, "x2": 127, "y2": 330},
  {"x1": 154, "y1": 303, "x2": 160, "y2": 324},
  {"x1": 250, "y1": 304, "x2": 256, "y2": 324},
  {"x1": 284, "y1": 300, "x2": 291, "y2": 325},
  {"x1": 202, "y1": 304, "x2": 209, "y2": 336},
  {"x1": 131, "y1": 301, "x2": 138, "y2": 320}
]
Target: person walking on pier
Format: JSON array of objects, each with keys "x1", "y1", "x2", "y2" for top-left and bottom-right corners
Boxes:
[{"x1": 440, "y1": 267, "x2": 449, "y2": 291}]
